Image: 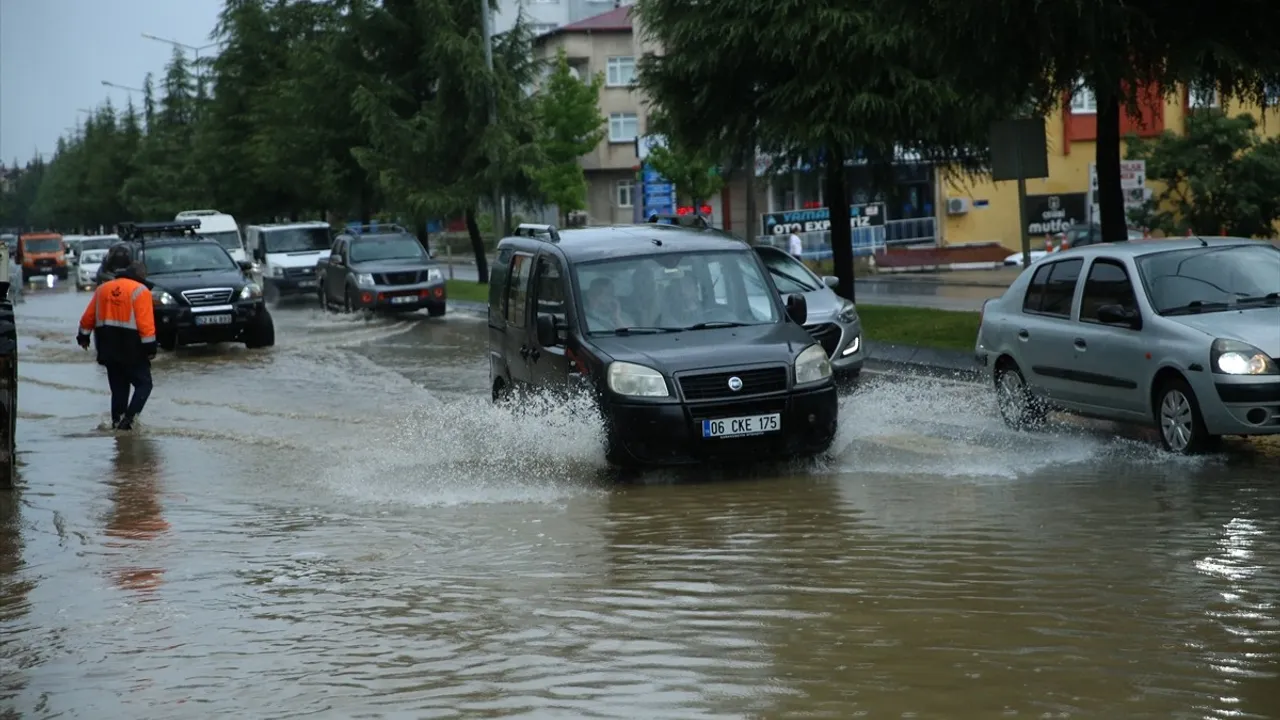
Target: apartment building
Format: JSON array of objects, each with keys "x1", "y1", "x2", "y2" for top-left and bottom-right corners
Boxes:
[{"x1": 494, "y1": 0, "x2": 634, "y2": 37}]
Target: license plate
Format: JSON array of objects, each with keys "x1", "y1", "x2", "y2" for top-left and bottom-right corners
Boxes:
[
  {"x1": 297, "y1": 280, "x2": 316, "y2": 288},
  {"x1": 195, "y1": 314, "x2": 232, "y2": 326},
  {"x1": 390, "y1": 295, "x2": 416, "y2": 305},
  {"x1": 702, "y1": 413, "x2": 781, "y2": 438}
]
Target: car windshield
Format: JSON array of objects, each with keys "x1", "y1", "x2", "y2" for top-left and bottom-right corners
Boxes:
[
  {"x1": 24, "y1": 238, "x2": 60, "y2": 253},
  {"x1": 756, "y1": 247, "x2": 823, "y2": 293},
  {"x1": 79, "y1": 238, "x2": 117, "y2": 252},
  {"x1": 81, "y1": 250, "x2": 108, "y2": 264},
  {"x1": 143, "y1": 243, "x2": 237, "y2": 274},
  {"x1": 350, "y1": 235, "x2": 426, "y2": 263},
  {"x1": 574, "y1": 251, "x2": 779, "y2": 334},
  {"x1": 265, "y1": 227, "x2": 330, "y2": 253},
  {"x1": 1137, "y1": 243, "x2": 1280, "y2": 314},
  {"x1": 200, "y1": 230, "x2": 243, "y2": 251}
]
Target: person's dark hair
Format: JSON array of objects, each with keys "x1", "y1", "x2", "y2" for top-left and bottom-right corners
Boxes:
[{"x1": 104, "y1": 245, "x2": 133, "y2": 272}]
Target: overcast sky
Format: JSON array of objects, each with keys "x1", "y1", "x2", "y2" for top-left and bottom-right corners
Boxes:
[{"x1": 1, "y1": 0, "x2": 223, "y2": 164}]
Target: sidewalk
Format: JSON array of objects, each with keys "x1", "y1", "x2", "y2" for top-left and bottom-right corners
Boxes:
[{"x1": 859, "y1": 267, "x2": 1020, "y2": 289}]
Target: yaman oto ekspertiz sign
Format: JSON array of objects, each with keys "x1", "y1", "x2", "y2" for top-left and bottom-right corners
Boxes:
[{"x1": 761, "y1": 203, "x2": 887, "y2": 236}]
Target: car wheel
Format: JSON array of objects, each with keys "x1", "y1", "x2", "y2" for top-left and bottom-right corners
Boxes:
[
  {"x1": 244, "y1": 308, "x2": 275, "y2": 349},
  {"x1": 492, "y1": 379, "x2": 510, "y2": 404},
  {"x1": 263, "y1": 282, "x2": 280, "y2": 305},
  {"x1": 428, "y1": 304, "x2": 446, "y2": 318},
  {"x1": 994, "y1": 360, "x2": 1045, "y2": 429},
  {"x1": 344, "y1": 287, "x2": 357, "y2": 314},
  {"x1": 158, "y1": 332, "x2": 178, "y2": 352},
  {"x1": 1155, "y1": 377, "x2": 1218, "y2": 454}
]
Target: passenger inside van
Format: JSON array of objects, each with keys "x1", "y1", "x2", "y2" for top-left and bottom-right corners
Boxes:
[{"x1": 585, "y1": 277, "x2": 629, "y2": 331}]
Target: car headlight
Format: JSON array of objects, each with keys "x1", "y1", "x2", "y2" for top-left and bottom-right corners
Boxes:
[
  {"x1": 795, "y1": 343, "x2": 833, "y2": 385},
  {"x1": 355, "y1": 273, "x2": 376, "y2": 289},
  {"x1": 151, "y1": 289, "x2": 176, "y2": 305},
  {"x1": 1212, "y1": 338, "x2": 1278, "y2": 375},
  {"x1": 239, "y1": 283, "x2": 262, "y2": 300},
  {"x1": 837, "y1": 299, "x2": 858, "y2": 324},
  {"x1": 426, "y1": 267, "x2": 443, "y2": 282},
  {"x1": 607, "y1": 361, "x2": 669, "y2": 397},
  {"x1": 270, "y1": 265, "x2": 284, "y2": 277}
]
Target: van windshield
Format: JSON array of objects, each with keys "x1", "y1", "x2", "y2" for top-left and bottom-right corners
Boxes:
[
  {"x1": 201, "y1": 230, "x2": 243, "y2": 251},
  {"x1": 265, "y1": 227, "x2": 330, "y2": 253},
  {"x1": 23, "y1": 238, "x2": 61, "y2": 253},
  {"x1": 574, "y1": 251, "x2": 779, "y2": 333}
]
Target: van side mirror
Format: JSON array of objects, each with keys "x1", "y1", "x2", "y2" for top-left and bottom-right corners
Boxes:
[
  {"x1": 253, "y1": 247, "x2": 264, "y2": 261},
  {"x1": 785, "y1": 293, "x2": 807, "y2": 325},
  {"x1": 821, "y1": 275, "x2": 838, "y2": 289},
  {"x1": 535, "y1": 313, "x2": 559, "y2": 347},
  {"x1": 1097, "y1": 304, "x2": 1140, "y2": 328}
]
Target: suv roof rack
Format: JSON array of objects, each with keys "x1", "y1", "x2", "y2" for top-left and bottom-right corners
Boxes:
[
  {"x1": 344, "y1": 222, "x2": 408, "y2": 235},
  {"x1": 513, "y1": 223, "x2": 561, "y2": 242},
  {"x1": 646, "y1": 213, "x2": 709, "y2": 229},
  {"x1": 116, "y1": 219, "x2": 203, "y2": 240}
]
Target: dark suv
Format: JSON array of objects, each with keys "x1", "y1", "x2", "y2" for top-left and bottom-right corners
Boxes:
[
  {"x1": 317, "y1": 224, "x2": 445, "y2": 315},
  {"x1": 488, "y1": 223, "x2": 839, "y2": 467},
  {"x1": 103, "y1": 220, "x2": 274, "y2": 351}
]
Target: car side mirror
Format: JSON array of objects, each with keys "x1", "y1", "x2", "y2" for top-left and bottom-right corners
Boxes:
[
  {"x1": 821, "y1": 275, "x2": 838, "y2": 289},
  {"x1": 535, "y1": 312, "x2": 559, "y2": 347},
  {"x1": 1097, "y1": 304, "x2": 1140, "y2": 328},
  {"x1": 237, "y1": 259, "x2": 253, "y2": 273},
  {"x1": 785, "y1": 293, "x2": 808, "y2": 325}
]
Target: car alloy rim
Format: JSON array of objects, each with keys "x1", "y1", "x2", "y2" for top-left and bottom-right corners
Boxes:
[
  {"x1": 997, "y1": 370, "x2": 1025, "y2": 419},
  {"x1": 1160, "y1": 390, "x2": 1193, "y2": 452}
]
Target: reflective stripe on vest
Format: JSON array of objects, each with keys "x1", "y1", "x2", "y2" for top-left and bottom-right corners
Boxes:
[{"x1": 95, "y1": 284, "x2": 146, "y2": 331}]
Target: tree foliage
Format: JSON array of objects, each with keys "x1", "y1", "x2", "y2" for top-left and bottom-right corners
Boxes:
[
  {"x1": 643, "y1": 133, "x2": 723, "y2": 210},
  {"x1": 1127, "y1": 111, "x2": 1280, "y2": 238},
  {"x1": 531, "y1": 47, "x2": 605, "y2": 224}
]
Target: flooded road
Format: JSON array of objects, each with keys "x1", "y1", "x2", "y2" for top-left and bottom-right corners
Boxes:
[{"x1": 4, "y1": 283, "x2": 1280, "y2": 719}]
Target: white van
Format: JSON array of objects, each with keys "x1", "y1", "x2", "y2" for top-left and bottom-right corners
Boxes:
[
  {"x1": 175, "y1": 209, "x2": 247, "y2": 264},
  {"x1": 244, "y1": 222, "x2": 332, "y2": 302}
]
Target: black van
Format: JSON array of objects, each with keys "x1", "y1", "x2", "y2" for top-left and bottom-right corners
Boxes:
[{"x1": 487, "y1": 223, "x2": 839, "y2": 466}]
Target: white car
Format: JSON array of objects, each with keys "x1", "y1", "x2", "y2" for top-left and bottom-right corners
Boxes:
[{"x1": 76, "y1": 248, "x2": 109, "y2": 290}]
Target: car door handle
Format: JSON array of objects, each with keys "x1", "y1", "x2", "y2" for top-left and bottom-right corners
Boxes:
[
  {"x1": 1073, "y1": 338, "x2": 1087, "y2": 350},
  {"x1": 519, "y1": 345, "x2": 530, "y2": 359},
  {"x1": 1017, "y1": 329, "x2": 1030, "y2": 340}
]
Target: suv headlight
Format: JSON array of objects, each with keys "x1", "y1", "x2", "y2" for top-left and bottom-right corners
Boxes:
[
  {"x1": 795, "y1": 343, "x2": 833, "y2": 385},
  {"x1": 152, "y1": 289, "x2": 176, "y2": 305},
  {"x1": 837, "y1": 299, "x2": 858, "y2": 324},
  {"x1": 426, "y1": 267, "x2": 443, "y2": 282},
  {"x1": 239, "y1": 283, "x2": 262, "y2": 300},
  {"x1": 355, "y1": 273, "x2": 376, "y2": 289},
  {"x1": 607, "y1": 361, "x2": 669, "y2": 397},
  {"x1": 1212, "y1": 338, "x2": 1278, "y2": 375}
]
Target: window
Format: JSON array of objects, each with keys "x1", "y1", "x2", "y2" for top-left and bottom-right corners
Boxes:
[
  {"x1": 616, "y1": 179, "x2": 634, "y2": 208},
  {"x1": 349, "y1": 235, "x2": 427, "y2": 263},
  {"x1": 1080, "y1": 258, "x2": 1138, "y2": 324},
  {"x1": 608, "y1": 112, "x2": 638, "y2": 143},
  {"x1": 1189, "y1": 82, "x2": 1219, "y2": 108},
  {"x1": 142, "y1": 244, "x2": 237, "y2": 275},
  {"x1": 756, "y1": 247, "x2": 823, "y2": 294},
  {"x1": 532, "y1": 255, "x2": 567, "y2": 344},
  {"x1": 1070, "y1": 79, "x2": 1097, "y2": 114},
  {"x1": 1022, "y1": 263, "x2": 1052, "y2": 313},
  {"x1": 1136, "y1": 244, "x2": 1280, "y2": 315},
  {"x1": 606, "y1": 56, "x2": 636, "y2": 86},
  {"x1": 489, "y1": 247, "x2": 514, "y2": 327},
  {"x1": 505, "y1": 252, "x2": 534, "y2": 327},
  {"x1": 1023, "y1": 258, "x2": 1083, "y2": 317}
]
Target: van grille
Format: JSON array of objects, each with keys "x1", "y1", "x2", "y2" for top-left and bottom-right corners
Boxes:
[
  {"x1": 378, "y1": 271, "x2": 420, "y2": 285},
  {"x1": 284, "y1": 266, "x2": 314, "y2": 279},
  {"x1": 678, "y1": 366, "x2": 788, "y2": 401},
  {"x1": 805, "y1": 322, "x2": 842, "y2": 357},
  {"x1": 688, "y1": 397, "x2": 788, "y2": 422},
  {"x1": 182, "y1": 288, "x2": 234, "y2": 306}
]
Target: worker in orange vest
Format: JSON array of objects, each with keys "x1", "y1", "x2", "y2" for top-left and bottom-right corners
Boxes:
[{"x1": 76, "y1": 248, "x2": 157, "y2": 430}]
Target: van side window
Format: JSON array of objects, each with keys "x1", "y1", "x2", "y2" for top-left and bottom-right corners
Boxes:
[
  {"x1": 488, "y1": 247, "x2": 514, "y2": 327},
  {"x1": 532, "y1": 255, "x2": 567, "y2": 344},
  {"x1": 506, "y1": 252, "x2": 534, "y2": 327}
]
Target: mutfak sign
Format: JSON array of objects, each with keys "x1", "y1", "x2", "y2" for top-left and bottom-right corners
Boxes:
[
  {"x1": 1023, "y1": 192, "x2": 1086, "y2": 236},
  {"x1": 762, "y1": 203, "x2": 886, "y2": 236}
]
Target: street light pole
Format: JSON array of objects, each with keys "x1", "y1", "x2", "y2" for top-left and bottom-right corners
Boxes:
[
  {"x1": 141, "y1": 33, "x2": 219, "y2": 93},
  {"x1": 479, "y1": 0, "x2": 504, "y2": 236}
]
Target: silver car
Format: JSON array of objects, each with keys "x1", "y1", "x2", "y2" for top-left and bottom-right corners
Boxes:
[
  {"x1": 976, "y1": 237, "x2": 1280, "y2": 454},
  {"x1": 753, "y1": 245, "x2": 865, "y2": 377}
]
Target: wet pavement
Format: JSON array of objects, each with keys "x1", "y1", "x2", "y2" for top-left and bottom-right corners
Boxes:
[{"x1": 3, "y1": 281, "x2": 1280, "y2": 719}]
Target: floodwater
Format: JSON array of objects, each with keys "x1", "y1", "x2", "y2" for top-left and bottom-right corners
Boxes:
[{"x1": 4, "y1": 282, "x2": 1280, "y2": 719}]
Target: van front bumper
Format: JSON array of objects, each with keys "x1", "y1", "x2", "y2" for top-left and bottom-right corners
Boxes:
[{"x1": 607, "y1": 384, "x2": 839, "y2": 466}]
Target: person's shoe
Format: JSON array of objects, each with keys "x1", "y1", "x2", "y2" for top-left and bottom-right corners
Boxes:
[
  {"x1": 116, "y1": 416, "x2": 133, "y2": 431},
  {"x1": 111, "y1": 417, "x2": 121, "y2": 430}
]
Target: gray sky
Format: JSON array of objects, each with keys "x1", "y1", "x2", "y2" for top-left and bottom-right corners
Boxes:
[{"x1": 1, "y1": 0, "x2": 223, "y2": 164}]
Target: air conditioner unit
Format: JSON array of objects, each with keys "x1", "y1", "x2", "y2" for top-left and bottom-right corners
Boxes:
[{"x1": 946, "y1": 197, "x2": 970, "y2": 215}]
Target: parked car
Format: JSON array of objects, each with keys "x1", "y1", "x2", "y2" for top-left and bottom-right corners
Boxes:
[
  {"x1": 105, "y1": 220, "x2": 274, "y2": 351},
  {"x1": 751, "y1": 245, "x2": 864, "y2": 378},
  {"x1": 488, "y1": 222, "x2": 839, "y2": 467},
  {"x1": 316, "y1": 224, "x2": 445, "y2": 315},
  {"x1": 976, "y1": 237, "x2": 1280, "y2": 454}
]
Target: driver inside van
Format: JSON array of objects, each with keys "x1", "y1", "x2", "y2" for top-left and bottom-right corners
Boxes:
[
  {"x1": 585, "y1": 277, "x2": 629, "y2": 331},
  {"x1": 626, "y1": 265, "x2": 661, "y2": 327},
  {"x1": 660, "y1": 272, "x2": 703, "y2": 327}
]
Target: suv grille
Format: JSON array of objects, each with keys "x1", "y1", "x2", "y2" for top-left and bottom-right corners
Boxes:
[
  {"x1": 805, "y1": 323, "x2": 842, "y2": 357},
  {"x1": 678, "y1": 366, "x2": 788, "y2": 401},
  {"x1": 378, "y1": 271, "x2": 420, "y2": 285},
  {"x1": 182, "y1": 288, "x2": 235, "y2": 306}
]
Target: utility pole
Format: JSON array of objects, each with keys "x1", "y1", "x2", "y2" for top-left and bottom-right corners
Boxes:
[{"x1": 479, "y1": 0, "x2": 504, "y2": 236}]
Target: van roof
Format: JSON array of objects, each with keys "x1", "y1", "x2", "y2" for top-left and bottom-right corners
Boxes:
[
  {"x1": 248, "y1": 222, "x2": 330, "y2": 231},
  {"x1": 498, "y1": 224, "x2": 749, "y2": 264},
  {"x1": 20, "y1": 232, "x2": 61, "y2": 239},
  {"x1": 175, "y1": 209, "x2": 228, "y2": 217}
]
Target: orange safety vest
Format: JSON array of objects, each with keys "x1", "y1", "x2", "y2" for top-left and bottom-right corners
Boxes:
[{"x1": 78, "y1": 277, "x2": 157, "y2": 364}]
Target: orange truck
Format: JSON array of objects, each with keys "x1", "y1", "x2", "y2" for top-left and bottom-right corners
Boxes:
[{"x1": 16, "y1": 232, "x2": 68, "y2": 281}]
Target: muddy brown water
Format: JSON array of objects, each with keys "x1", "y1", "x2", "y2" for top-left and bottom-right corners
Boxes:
[{"x1": 3, "y1": 283, "x2": 1279, "y2": 719}]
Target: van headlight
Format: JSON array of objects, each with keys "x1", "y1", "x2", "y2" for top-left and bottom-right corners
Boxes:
[
  {"x1": 794, "y1": 343, "x2": 833, "y2": 385},
  {"x1": 239, "y1": 283, "x2": 262, "y2": 300},
  {"x1": 1212, "y1": 339, "x2": 1278, "y2": 375},
  {"x1": 152, "y1": 289, "x2": 176, "y2": 305},
  {"x1": 270, "y1": 265, "x2": 284, "y2": 277},
  {"x1": 355, "y1": 273, "x2": 376, "y2": 289},
  {"x1": 607, "y1": 361, "x2": 669, "y2": 397},
  {"x1": 837, "y1": 299, "x2": 858, "y2": 324}
]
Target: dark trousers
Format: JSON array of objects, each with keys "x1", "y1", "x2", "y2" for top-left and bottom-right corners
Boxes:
[{"x1": 105, "y1": 361, "x2": 153, "y2": 423}]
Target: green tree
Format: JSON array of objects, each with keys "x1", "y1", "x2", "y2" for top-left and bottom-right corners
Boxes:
[
  {"x1": 642, "y1": 125, "x2": 724, "y2": 213},
  {"x1": 1127, "y1": 111, "x2": 1280, "y2": 238},
  {"x1": 531, "y1": 47, "x2": 604, "y2": 225},
  {"x1": 122, "y1": 49, "x2": 208, "y2": 217}
]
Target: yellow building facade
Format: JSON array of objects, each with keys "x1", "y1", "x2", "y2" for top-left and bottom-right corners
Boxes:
[{"x1": 940, "y1": 87, "x2": 1280, "y2": 250}]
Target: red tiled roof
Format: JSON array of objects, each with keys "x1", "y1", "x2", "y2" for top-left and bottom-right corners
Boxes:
[{"x1": 539, "y1": 6, "x2": 633, "y2": 40}]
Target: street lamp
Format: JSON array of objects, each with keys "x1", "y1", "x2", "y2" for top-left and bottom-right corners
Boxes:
[
  {"x1": 141, "y1": 33, "x2": 220, "y2": 91},
  {"x1": 101, "y1": 80, "x2": 145, "y2": 94}
]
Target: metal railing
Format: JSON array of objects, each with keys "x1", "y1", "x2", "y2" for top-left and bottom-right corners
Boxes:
[{"x1": 754, "y1": 217, "x2": 937, "y2": 260}]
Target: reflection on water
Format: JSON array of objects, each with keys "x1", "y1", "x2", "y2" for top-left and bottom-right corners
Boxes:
[{"x1": 2, "y1": 286, "x2": 1279, "y2": 718}]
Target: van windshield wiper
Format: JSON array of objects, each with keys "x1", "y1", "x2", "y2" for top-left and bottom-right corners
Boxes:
[
  {"x1": 595, "y1": 326, "x2": 681, "y2": 335},
  {"x1": 1237, "y1": 292, "x2": 1280, "y2": 306},
  {"x1": 682, "y1": 321, "x2": 752, "y2": 330},
  {"x1": 1161, "y1": 300, "x2": 1231, "y2": 316}
]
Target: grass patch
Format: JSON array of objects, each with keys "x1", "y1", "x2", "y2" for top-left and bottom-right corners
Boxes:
[
  {"x1": 446, "y1": 279, "x2": 490, "y2": 303},
  {"x1": 857, "y1": 304, "x2": 980, "y2": 352}
]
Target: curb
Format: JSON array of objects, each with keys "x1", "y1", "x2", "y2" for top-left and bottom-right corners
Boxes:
[
  {"x1": 860, "y1": 276, "x2": 1012, "y2": 290},
  {"x1": 862, "y1": 341, "x2": 983, "y2": 382}
]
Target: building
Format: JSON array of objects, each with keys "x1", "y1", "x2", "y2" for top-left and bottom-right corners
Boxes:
[{"x1": 494, "y1": 0, "x2": 634, "y2": 38}]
